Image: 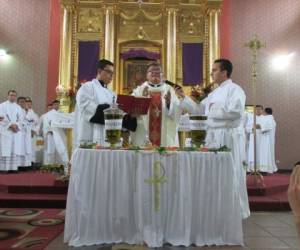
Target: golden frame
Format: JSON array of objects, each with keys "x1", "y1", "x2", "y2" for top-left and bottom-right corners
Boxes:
[{"x1": 117, "y1": 39, "x2": 163, "y2": 94}]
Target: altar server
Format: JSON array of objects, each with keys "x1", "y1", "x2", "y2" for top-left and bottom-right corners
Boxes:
[
  {"x1": 39, "y1": 100, "x2": 68, "y2": 166},
  {"x1": 0, "y1": 90, "x2": 24, "y2": 171},
  {"x1": 25, "y1": 98, "x2": 40, "y2": 163},
  {"x1": 247, "y1": 105, "x2": 264, "y2": 172},
  {"x1": 74, "y1": 59, "x2": 137, "y2": 148},
  {"x1": 190, "y1": 59, "x2": 250, "y2": 218},
  {"x1": 258, "y1": 107, "x2": 277, "y2": 173}
]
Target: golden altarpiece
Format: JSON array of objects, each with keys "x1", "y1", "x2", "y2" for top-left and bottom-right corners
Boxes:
[
  {"x1": 58, "y1": 0, "x2": 222, "y2": 103},
  {"x1": 56, "y1": 0, "x2": 222, "y2": 163}
]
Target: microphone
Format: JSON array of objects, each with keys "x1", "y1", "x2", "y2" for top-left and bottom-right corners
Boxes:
[{"x1": 165, "y1": 80, "x2": 182, "y2": 89}]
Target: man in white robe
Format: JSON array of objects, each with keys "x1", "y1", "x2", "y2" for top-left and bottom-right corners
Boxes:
[
  {"x1": 244, "y1": 111, "x2": 252, "y2": 164},
  {"x1": 237, "y1": 111, "x2": 249, "y2": 167},
  {"x1": 39, "y1": 101, "x2": 69, "y2": 167},
  {"x1": 39, "y1": 104, "x2": 56, "y2": 165},
  {"x1": 258, "y1": 107, "x2": 277, "y2": 173},
  {"x1": 25, "y1": 98, "x2": 40, "y2": 164},
  {"x1": 189, "y1": 59, "x2": 250, "y2": 218},
  {"x1": 131, "y1": 63, "x2": 191, "y2": 147},
  {"x1": 38, "y1": 103, "x2": 53, "y2": 163},
  {"x1": 74, "y1": 59, "x2": 137, "y2": 148},
  {"x1": 247, "y1": 105, "x2": 264, "y2": 172},
  {"x1": 17, "y1": 96, "x2": 33, "y2": 168},
  {"x1": 0, "y1": 90, "x2": 24, "y2": 171}
]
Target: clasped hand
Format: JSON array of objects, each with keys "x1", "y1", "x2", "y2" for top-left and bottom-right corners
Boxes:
[{"x1": 9, "y1": 124, "x2": 19, "y2": 133}]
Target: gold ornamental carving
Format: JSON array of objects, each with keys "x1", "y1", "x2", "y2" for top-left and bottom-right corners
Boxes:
[
  {"x1": 179, "y1": 11, "x2": 205, "y2": 37},
  {"x1": 120, "y1": 9, "x2": 162, "y2": 21},
  {"x1": 78, "y1": 8, "x2": 103, "y2": 33},
  {"x1": 119, "y1": 7, "x2": 163, "y2": 41},
  {"x1": 59, "y1": 0, "x2": 222, "y2": 94}
]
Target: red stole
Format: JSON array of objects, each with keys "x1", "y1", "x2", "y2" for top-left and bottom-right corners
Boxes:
[{"x1": 149, "y1": 92, "x2": 162, "y2": 146}]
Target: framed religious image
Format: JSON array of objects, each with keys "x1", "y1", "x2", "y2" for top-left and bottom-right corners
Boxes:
[{"x1": 123, "y1": 60, "x2": 156, "y2": 94}]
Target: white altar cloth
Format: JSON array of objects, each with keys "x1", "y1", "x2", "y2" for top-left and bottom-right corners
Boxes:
[{"x1": 64, "y1": 149, "x2": 243, "y2": 247}]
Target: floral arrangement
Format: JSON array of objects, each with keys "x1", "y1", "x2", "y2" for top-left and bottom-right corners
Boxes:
[
  {"x1": 79, "y1": 142, "x2": 98, "y2": 149},
  {"x1": 190, "y1": 83, "x2": 218, "y2": 103},
  {"x1": 55, "y1": 84, "x2": 77, "y2": 112},
  {"x1": 66, "y1": 87, "x2": 76, "y2": 111},
  {"x1": 40, "y1": 164, "x2": 64, "y2": 174},
  {"x1": 207, "y1": 145, "x2": 231, "y2": 153},
  {"x1": 79, "y1": 143, "x2": 231, "y2": 154}
]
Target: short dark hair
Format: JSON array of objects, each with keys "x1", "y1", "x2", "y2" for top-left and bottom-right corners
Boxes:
[
  {"x1": 8, "y1": 90, "x2": 17, "y2": 95},
  {"x1": 97, "y1": 59, "x2": 114, "y2": 70},
  {"x1": 264, "y1": 107, "x2": 273, "y2": 115},
  {"x1": 52, "y1": 100, "x2": 60, "y2": 104},
  {"x1": 256, "y1": 105, "x2": 263, "y2": 109},
  {"x1": 214, "y1": 59, "x2": 233, "y2": 77},
  {"x1": 147, "y1": 62, "x2": 162, "y2": 72},
  {"x1": 25, "y1": 97, "x2": 32, "y2": 103},
  {"x1": 47, "y1": 103, "x2": 53, "y2": 107},
  {"x1": 17, "y1": 96, "x2": 26, "y2": 102}
]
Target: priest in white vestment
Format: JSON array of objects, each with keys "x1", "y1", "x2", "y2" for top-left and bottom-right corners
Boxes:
[
  {"x1": 189, "y1": 59, "x2": 250, "y2": 218},
  {"x1": 74, "y1": 59, "x2": 137, "y2": 148},
  {"x1": 258, "y1": 107, "x2": 277, "y2": 173},
  {"x1": 25, "y1": 98, "x2": 40, "y2": 163},
  {"x1": 247, "y1": 105, "x2": 264, "y2": 172},
  {"x1": 131, "y1": 63, "x2": 192, "y2": 147},
  {"x1": 0, "y1": 90, "x2": 24, "y2": 171}
]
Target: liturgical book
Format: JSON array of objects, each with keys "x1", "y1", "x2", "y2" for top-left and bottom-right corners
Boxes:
[{"x1": 117, "y1": 95, "x2": 151, "y2": 115}]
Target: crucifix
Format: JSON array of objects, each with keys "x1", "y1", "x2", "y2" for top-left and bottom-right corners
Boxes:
[
  {"x1": 245, "y1": 35, "x2": 266, "y2": 187},
  {"x1": 145, "y1": 161, "x2": 167, "y2": 211},
  {"x1": 154, "y1": 106, "x2": 161, "y2": 117}
]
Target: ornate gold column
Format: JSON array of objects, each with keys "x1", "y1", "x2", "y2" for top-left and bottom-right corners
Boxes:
[
  {"x1": 206, "y1": 0, "x2": 221, "y2": 82},
  {"x1": 104, "y1": 6, "x2": 115, "y2": 62},
  {"x1": 166, "y1": 7, "x2": 177, "y2": 82},
  {"x1": 104, "y1": 5, "x2": 116, "y2": 90},
  {"x1": 59, "y1": 0, "x2": 75, "y2": 94},
  {"x1": 58, "y1": 0, "x2": 76, "y2": 161}
]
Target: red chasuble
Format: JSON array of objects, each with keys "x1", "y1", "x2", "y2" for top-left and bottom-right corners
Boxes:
[{"x1": 149, "y1": 92, "x2": 162, "y2": 146}]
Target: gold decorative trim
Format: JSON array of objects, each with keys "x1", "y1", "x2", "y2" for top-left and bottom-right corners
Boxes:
[
  {"x1": 204, "y1": 10, "x2": 209, "y2": 86},
  {"x1": 71, "y1": 5, "x2": 78, "y2": 90},
  {"x1": 120, "y1": 9, "x2": 162, "y2": 21}
]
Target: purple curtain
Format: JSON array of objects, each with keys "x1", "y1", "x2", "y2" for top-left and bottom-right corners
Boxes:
[
  {"x1": 78, "y1": 41, "x2": 100, "y2": 82},
  {"x1": 182, "y1": 43, "x2": 203, "y2": 86},
  {"x1": 121, "y1": 49, "x2": 160, "y2": 60}
]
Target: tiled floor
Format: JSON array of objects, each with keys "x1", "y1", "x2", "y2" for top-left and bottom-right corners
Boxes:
[{"x1": 46, "y1": 212, "x2": 300, "y2": 250}]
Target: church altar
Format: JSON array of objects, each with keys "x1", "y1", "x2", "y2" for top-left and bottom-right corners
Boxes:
[{"x1": 64, "y1": 148, "x2": 243, "y2": 247}]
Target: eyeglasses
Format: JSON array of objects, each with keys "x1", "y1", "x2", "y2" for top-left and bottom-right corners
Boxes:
[
  {"x1": 147, "y1": 71, "x2": 162, "y2": 74},
  {"x1": 103, "y1": 69, "x2": 114, "y2": 75}
]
